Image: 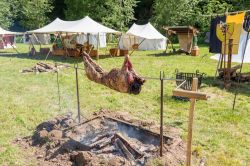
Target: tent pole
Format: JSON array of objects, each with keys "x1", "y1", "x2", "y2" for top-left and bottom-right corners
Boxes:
[
  {"x1": 29, "y1": 34, "x2": 36, "y2": 56},
  {"x1": 10, "y1": 43, "x2": 20, "y2": 54},
  {"x1": 214, "y1": 53, "x2": 222, "y2": 80},
  {"x1": 223, "y1": 26, "x2": 227, "y2": 88},
  {"x1": 44, "y1": 33, "x2": 59, "y2": 61},
  {"x1": 64, "y1": 33, "x2": 70, "y2": 57},
  {"x1": 115, "y1": 34, "x2": 122, "y2": 57},
  {"x1": 33, "y1": 33, "x2": 42, "y2": 52},
  {"x1": 233, "y1": 31, "x2": 249, "y2": 109},
  {"x1": 129, "y1": 38, "x2": 145, "y2": 56},
  {"x1": 11, "y1": 34, "x2": 20, "y2": 54},
  {"x1": 97, "y1": 32, "x2": 100, "y2": 60}
]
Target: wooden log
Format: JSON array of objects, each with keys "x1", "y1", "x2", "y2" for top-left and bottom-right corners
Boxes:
[
  {"x1": 97, "y1": 138, "x2": 112, "y2": 149},
  {"x1": 90, "y1": 133, "x2": 110, "y2": 144},
  {"x1": 38, "y1": 62, "x2": 55, "y2": 69},
  {"x1": 95, "y1": 146, "x2": 117, "y2": 154},
  {"x1": 172, "y1": 89, "x2": 209, "y2": 100},
  {"x1": 112, "y1": 133, "x2": 143, "y2": 159},
  {"x1": 90, "y1": 136, "x2": 112, "y2": 149},
  {"x1": 218, "y1": 65, "x2": 241, "y2": 74},
  {"x1": 36, "y1": 65, "x2": 50, "y2": 72},
  {"x1": 114, "y1": 138, "x2": 135, "y2": 161},
  {"x1": 22, "y1": 69, "x2": 34, "y2": 73}
]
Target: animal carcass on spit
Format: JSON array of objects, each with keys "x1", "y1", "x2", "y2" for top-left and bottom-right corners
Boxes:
[{"x1": 82, "y1": 52, "x2": 145, "y2": 94}]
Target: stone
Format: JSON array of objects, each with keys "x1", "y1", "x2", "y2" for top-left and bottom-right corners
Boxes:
[
  {"x1": 39, "y1": 130, "x2": 48, "y2": 138},
  {"x1": 71, "y1": 151, "x2": 92, "y2": 166},
  {"x1": 37, "y1": 155, "x2": 43, "y2": 159},
  {"x1": 48, "y1": 130, "x2": 63, "y2": 140}
]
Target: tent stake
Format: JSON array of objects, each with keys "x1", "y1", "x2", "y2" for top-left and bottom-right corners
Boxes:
[{"x1": 214, "y1": 53, "x2": 222, "y2": 80}]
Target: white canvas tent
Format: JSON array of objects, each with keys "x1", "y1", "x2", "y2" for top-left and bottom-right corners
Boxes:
[
  {"x1": 119, "y1": 23, "x2": 166, "y2": 50},
  {"x1": 27, "y1": 18, "x2": 82, "y2": 34},
  {"x1": 210, "y1": 29, "x2": 250, "y2": 63},
  {"x1": 27, "y1": 16, "x2": 119, "y2": 47},
  {"x1": 29, "y1": 34, "x2": 51, "y2": 45},
  {"x1": 76, "y1": 33, "x2": 106, "y2": 48},
  {"x1": 64, "y1": 16, "x2": 119, "y2": 34},
  {"x1": 0, "y1": 26, "x2": 20, "y2": 49},
  {"x1": 64, "y1": 16, "x2": 119, "y2": 48},
  {"x1": 0, "y1": 26, "x2": 19, "y2": 35}
]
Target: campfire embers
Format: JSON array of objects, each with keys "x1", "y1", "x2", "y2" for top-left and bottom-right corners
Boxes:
[
  {"x1": 21, "y1": 62, "x2": 69, "y2": 73},
  {"x1": 75, "y1": 117, "x2": 173, "y2": 165},
  {"x1": 16, "y1": 112, "x2": 185, "y2": 166}
]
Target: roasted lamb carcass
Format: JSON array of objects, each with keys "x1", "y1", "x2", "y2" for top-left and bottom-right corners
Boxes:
[{"x1": 82, "y1": 52, "x2": 145, "y2": 94}]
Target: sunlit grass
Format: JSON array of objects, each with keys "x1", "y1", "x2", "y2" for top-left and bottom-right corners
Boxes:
[{"x1": 0, "y1": 43, "x2": 249, "y2": 165}]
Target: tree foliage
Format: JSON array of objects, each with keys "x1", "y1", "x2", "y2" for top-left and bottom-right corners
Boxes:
[
  {"x1": 134, "y1": 0, "x2": 154, "y2": 24},
  {"x1": 18, "y1": 0, "x2": 53, "y2": 30},
  {"x1": 0, "y1": 0, "x2": 19, "y2": 29},
  {"x1": 51, "y1": 0, "x2": 66, "y2": 20},
  {"x1": 153, "y1": 0, "x2": 250, "y2": 34},
  {"x1": 64, "y1": 0, "x2": 137, "y2": 31}
]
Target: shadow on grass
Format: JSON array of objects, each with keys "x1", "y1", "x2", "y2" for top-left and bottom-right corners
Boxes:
[
  {"x1": 152, "y1": 76, "x2": 250, "y2": 107},
  {"x1": 202, "y1": 76, "x2": 250, "y2": 97}
]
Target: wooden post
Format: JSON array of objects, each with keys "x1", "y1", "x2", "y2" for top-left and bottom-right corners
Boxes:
[
  {"x1": 225, "y1": 39, "x2": 233, "y2": 88},
  {"x1": 172, "y1": 78, "x2": 209, "y2": 166},
  {"x1": 223, "y1": 25, "x2": 227, "y2": 86},
  {"x1": 186, "y1": 78, "x2": 198, "y2": 166}
]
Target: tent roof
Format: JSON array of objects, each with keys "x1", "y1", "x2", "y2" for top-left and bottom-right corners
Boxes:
[
  {"x1": 126, "y1": 23, "x2": 166, "y2": 40},
  {"x1": 28, "y1": 16, "x2": 119, "y2": 34},
  {"x1": 64, "y1": 16, "x2": 119, "y2": 34},
  {"x1": 0, "y1": 26, "x2": 20, "y2": 35},
  {"x1": 27, "y1": 18, "x2": 82, "y2": 34}
]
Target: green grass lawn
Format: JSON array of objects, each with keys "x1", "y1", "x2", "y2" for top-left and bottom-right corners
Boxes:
[{"x1": 0, "y1": 43, "x2": 249, "y2": 165}]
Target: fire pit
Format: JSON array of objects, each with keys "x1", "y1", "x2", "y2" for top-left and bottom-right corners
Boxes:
[
  {"x1": 74, "y1": 116, "x2": 173, "y2": 165},
  {"x1": 15, "y1": 111, "x2": 185, "y2": 166}
]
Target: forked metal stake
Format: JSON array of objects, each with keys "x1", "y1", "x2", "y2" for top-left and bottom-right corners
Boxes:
[
  {"x1": 160, "y1": 71, "x2": 164, "y2": 157},
  {"x1": 75, "y1": 63, "x2": 81, "y2": 123}
]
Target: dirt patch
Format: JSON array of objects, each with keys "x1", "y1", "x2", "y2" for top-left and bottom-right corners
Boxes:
[{"x1": 15, "y1": 110, "x2": 185, "y2": 166}]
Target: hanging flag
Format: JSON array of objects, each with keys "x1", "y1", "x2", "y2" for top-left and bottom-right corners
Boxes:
[
  {"x1": 243, "y1": 16, "x2": 250, "y2": 32},
  {"x1": 222, "y1": 12, "x2": 246, "y2": 54},
  {"x1": 216, "y1": 22, "x2": 234, "y2": 42},
  {"x1": 209, "y1": 16, "x2": 226, "y2": 53}
]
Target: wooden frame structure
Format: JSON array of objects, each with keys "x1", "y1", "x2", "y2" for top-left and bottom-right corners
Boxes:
[{"x1": 164, "y1": 26, "x2": 199, "y2": 54}]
